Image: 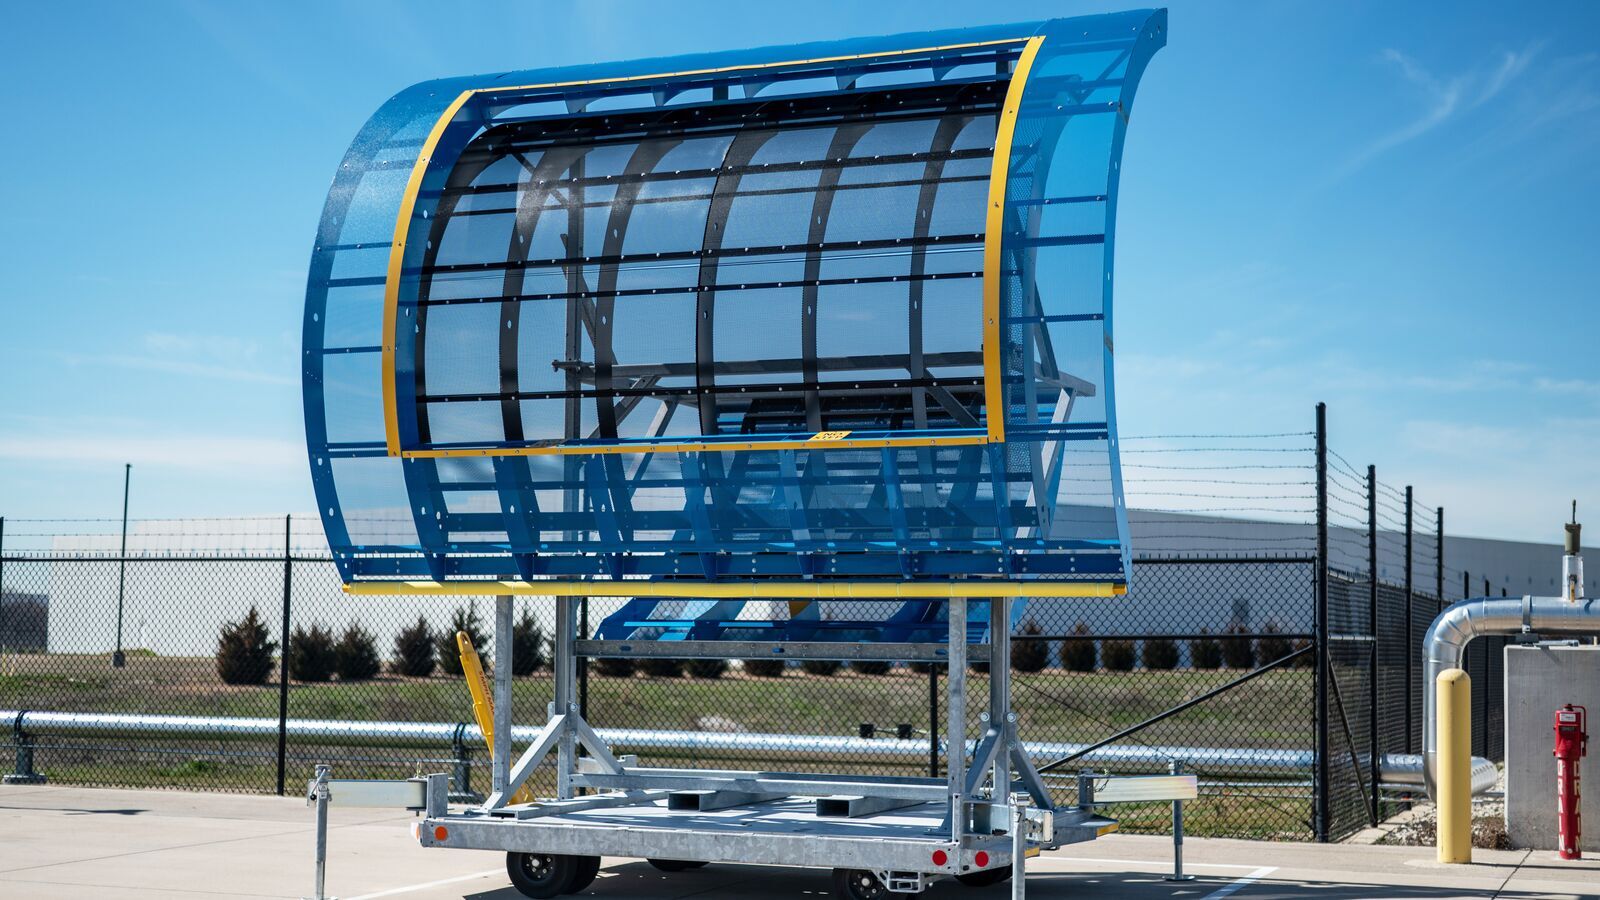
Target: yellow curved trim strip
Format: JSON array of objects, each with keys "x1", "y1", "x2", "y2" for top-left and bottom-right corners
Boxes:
[
  {"x1": 401, "y1": 433, "x2": 987, "y2": 459},
  {"x1": 380, "y1": 37, "x2": 1033, "y2": 458},
  {"x1": 382, "y1": 88, "x2": 475, "y2": 456},
  {"x1": 980, "y1": 35, "x2": 1046, "y2": 446},
  {"x1": 346, "y1": 580, "x2": 1125, "y2": 599}
]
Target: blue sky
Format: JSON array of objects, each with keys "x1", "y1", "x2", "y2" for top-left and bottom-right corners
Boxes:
[{"x1": 1, "y1": 1, "x2": 1596, "y2": 542}]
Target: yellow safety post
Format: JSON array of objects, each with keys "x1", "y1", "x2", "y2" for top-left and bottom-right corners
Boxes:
[
  {"x1": 1436, "y1": 667, "x2": 1472, "y2": 864},
  {"x1": 457, "y1": 631, "x2": 535, "y2": 805}
]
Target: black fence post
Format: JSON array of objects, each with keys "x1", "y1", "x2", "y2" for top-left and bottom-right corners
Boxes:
[
  {"x1": 1366, "y1": 464, "x2": 1379, "y2": 824},
  {"x1": 579, "y1": 597, "x2": 589, "y2": 719},
  {"x1": 0, "y1": 515, "x2": 6, "y2": 666},
  {"x1": 276, "y1": 514, "x2": 292, "y2": 796},
  {"x1": 927, "y1": 663, "x2": 939, "y2": 778},
  {"x1": 1436, "y1": 508, "x2": 1445, "y2": 605},
  {"x1": 1313, "y1": 401, "x2": 1330, "y2": 842},
  {"x1": 1403, "y1": 486, "x2": 1414, "y2": 755}
]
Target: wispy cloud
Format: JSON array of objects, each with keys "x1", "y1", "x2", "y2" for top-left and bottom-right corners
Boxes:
[
  {"x1": 0, "y1": 434, "x2": 302, "y2": 473},
  {"x1": 64, "y1": 332, "x2": 297, "y2": 387},
  {"x1": 1331, "y1": 43, "x2": 1542, "y2": 180}
]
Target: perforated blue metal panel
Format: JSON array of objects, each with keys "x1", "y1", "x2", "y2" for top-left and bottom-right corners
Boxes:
[{"x1": 302, "y1": 11, "x2": 1166, "y2": 617}]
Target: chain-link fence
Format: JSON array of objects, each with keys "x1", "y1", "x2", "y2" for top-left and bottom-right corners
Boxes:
[{"x1": 0, "y1": 411, "x2": 1509, "y2": 842}]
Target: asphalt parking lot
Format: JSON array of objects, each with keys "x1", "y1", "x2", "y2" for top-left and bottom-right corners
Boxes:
[{"x1": 2, "y1": 785, "x2": 1597, "y2": 899}]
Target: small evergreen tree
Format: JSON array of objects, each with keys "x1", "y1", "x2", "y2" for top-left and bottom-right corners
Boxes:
[
  {"x1": 1101, "y1": 639, "x2": 1136, "y2": 672},
  {"x1": 288, "y1": 623, "x2": 338, "y2": 682},
  {"x1": 687, "y1": 658, "x2": 729, "y2": 679},
  {"x1": 1012, "y1": 620, "x2": 1049, "y2": 673},
  {"x1": 742, "y1": 658, "x2": 787, "y2": 677},
  {"x1": 334, "y1": 623, "x2": 382, "y2": 681},
  {"x1": 1060, "y1": 622, "x2": 1096, "y2": 673},
  {"x1": 640, "y1": 656, "x2": 684, "y2": 678},
  {"x1": 850, "y1": 660, "x2": 893, "y2": 676},
  {"x1": 1141, "y1": 637, "x2": 1179, "y2": 671},
  {"x1": 511, "y1": 608, "x2": 545, "y2": 676},
  {"x1": 216, "y1": 605, "x2": 277, "y2": 686},
  {"x1": 1257, "y1": 621, "x2": 1292, "y2": 664},
  {"x1": 391, "y1": 615, "x2": 436, "y2": 678},
  {"x1": 436, "y1": 604, "x2": 488, "y2": 676},
  {"x1": 593, "y1": 656, "x2": 637, "y2": 678},
  {"x1": 1291, "y1": 637, "x2": 1316, "y2": 668},
  {"x1": 1189, "y1": 629, "x2": 1223, "y2": 670},
  {"x1": 800, "y1": 659, "x2": 841, "y2": 676},
  {"x1": 1222, "y1": 622, "x2": 1257, "y2": 669}
]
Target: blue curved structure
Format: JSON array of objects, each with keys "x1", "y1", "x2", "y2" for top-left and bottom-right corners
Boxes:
[{"x1": 302, "y1": 11, "x2": 1166, "y2": 637}]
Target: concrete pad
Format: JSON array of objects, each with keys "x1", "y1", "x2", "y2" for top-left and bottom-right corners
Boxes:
[{"x1": 4, "y1": 786, "x2": 1600, "y2": 899}]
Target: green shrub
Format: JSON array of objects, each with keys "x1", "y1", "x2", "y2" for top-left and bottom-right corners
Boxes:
[
  {"x1": 215, "y1": 605, "x2": 277, "y2": 686},
  {"x1": 1222, "y1": 623, "x2": 1256, "y2": 669},
  {"x1": 687, "y1": 658, "x2": 729, "y2": 679},
  {"x1": 511, "y1": 608, "x2": 545, "y2": 676},
  {"x1": 1141, "y1": 637, "x2": 1179, "y2": 671},
  {"x1": 334, "y1": 623, "x2": 382, "y2": 681},
  {"x1": 1012, "y1": 620, "x2": 1049, "y2": 673},
  {"x1": 640, "y1": 657, "x2": 684, "y2": 678},
  {"x1": 1189, "y1": 629, "x2": 1223, "y2": 670},
  {"x1": 288, "y1": 623, "x2": 338, "y2": 682},
  {"x1": 742, "y1": 658, "x2": 786, "y2": 677},
  {"x1": 1257, "y1": 621, "x2": 1292, "y2": 664},
  {"x1": 800, "y1": 659, "x2": 841, "y2": 676},
  {"x1": 1101, "y1": 639, "x2": 1136, "y2": 672},
  {"x1": 1291, "y1": 637, "x2": 1316, "y2": 668},
  {"x1": 850, "y1": 660, "x2": 893, "y2": 676},
  {"x1": 593, "y1": 656, "x2": 637, "y2": 678},
  {"x1": 391, "y1": 615, "x2": 435, "y2": 678},
  {"x1": 436, "y1": 605, "x2": 488, "y2": 676},
  {"x1": 1060, "y1": 622, "x2": 1096, "y2": 672}
]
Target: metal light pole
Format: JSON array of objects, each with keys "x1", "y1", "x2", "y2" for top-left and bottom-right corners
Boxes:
[{"x1": 113, "y1": 463, "x2": 131, "y2": 668}]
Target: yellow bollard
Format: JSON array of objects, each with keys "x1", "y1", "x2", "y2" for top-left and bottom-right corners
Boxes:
[
  {"x1": 457, "y1": 631, "x2": 535, "y2": 805},
  {"x1": 1436, "y1": 667, "x2": 1472, "y2": 864}
]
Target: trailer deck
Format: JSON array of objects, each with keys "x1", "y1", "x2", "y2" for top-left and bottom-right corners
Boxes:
[{"x1": 417, "y1": 794, "x2": 1116, "y2": 878}]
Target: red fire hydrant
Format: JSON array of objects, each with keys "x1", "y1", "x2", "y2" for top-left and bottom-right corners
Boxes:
[{"x1": 1555, "y1": 704, "x2": 1588, "y2": 860}]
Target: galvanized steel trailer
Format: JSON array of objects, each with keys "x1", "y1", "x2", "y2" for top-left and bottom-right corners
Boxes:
[{"x1": 413, "y1": 594, "x2": 1116, "y2": 898}]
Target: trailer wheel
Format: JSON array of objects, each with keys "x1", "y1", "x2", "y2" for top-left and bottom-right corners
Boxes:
[
  {"x1": 832, "y1": 868, "x2": 906, "y2": 899},
  {"x1": 647, "y1": 859, "x2": 708, "y2": 872},
  {"x1": 569, "y1": 855, "x2": 601, "y2": 892},
  {"x1": 956, "y1": 865, "x2": 1012, "y2": 886},
  {"x1": 506, "y1": 851, "x2": 577, "y2": 898}
]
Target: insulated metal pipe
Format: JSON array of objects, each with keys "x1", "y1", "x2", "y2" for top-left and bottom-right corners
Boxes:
[
  {"x1": 0, "y1": 709, "x2": 1493, "y2": 784},
  {"x1": 1422, "y1": 594, "x2": 1600, "y2": 797}
]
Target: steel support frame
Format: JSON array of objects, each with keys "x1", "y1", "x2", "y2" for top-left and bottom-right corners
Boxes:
[{"x1": 477, "y1": 592, "x2": 1054, "y2": 842}]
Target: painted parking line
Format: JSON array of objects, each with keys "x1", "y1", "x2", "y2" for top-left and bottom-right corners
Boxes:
[
  {"x1": 345, "y1": 868, "x2": 503, "y2": 900},
  {"x1": 1055, "y1": 856, "x2": 1263, "y2": 871},
  {"x1": 1198, "y1": 865, "x2": 1277, "y2": 900}
]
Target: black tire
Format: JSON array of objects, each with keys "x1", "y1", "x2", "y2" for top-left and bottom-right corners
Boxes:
[
  {"x1": 956, "y1": 865, "x2": 1013, "y2": 887},
  {"x1": 833, "y1": 868, "x2": 908, "y2": 899},
  {"x1": 506, "y1": 852, "x2": 578, "y2": 898},
  {"x1": 569, "y1": 855, "x2": 601, "y2": 893},
  {"x1": 647, "y1": 858, "x2": 708, "y2": 872}
]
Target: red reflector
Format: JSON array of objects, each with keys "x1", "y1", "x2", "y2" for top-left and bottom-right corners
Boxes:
[
  {"x1": 974, "y1": 851, "x2": 990, "y2": 868},
  {"x1": 433, "y1": 826, "x2": 449, "y2": 841},
  {"x1": 931, "y1": 850, "x2": 948, "y2": 866}
]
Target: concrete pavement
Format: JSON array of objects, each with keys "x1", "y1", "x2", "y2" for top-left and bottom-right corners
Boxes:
[{"x1": 3, "y1": 785, "x2": 1598, "y2": 899}]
